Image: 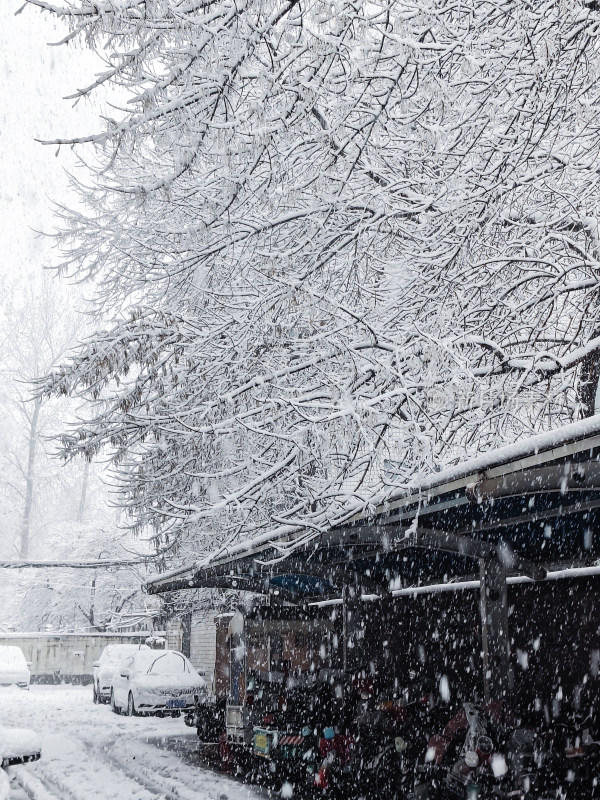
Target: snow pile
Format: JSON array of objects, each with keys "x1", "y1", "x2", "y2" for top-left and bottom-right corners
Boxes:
[{"x1": 0, "y1": 770, "x2": 8, "y2": 800}]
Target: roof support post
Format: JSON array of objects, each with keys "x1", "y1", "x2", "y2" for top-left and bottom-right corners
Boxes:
[
  {"x1": 342, "y1": 584, "x2": 348, "y2": 673},
  {"x1": 480, "y1": 558, "x2": 511, "y2": 702}
]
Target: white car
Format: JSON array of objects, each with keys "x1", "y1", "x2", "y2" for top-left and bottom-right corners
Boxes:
[
  {"x1": 0, "y1": 646, "x2": 30, "y2": 689},
  {"x1": 110, "y1": 649, "x2": 206, "y2": 717},
  {"x1": 93, "y1": 643, "x2": 151, "y2": 704}
]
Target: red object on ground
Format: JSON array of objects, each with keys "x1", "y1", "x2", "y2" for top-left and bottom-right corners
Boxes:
[
  {"x1": 314, "y1": 768, "x2": 329, "y2": 789},
  {"x1": 428, "y1": 733, "x2": 452, "y2": 765},
  {"x1": 443, "y1": 708, "x2": 468, "y2": 739},
  {"x1": 319, "y1": 734, "x2": 354, "y2": 765},
  {"x1": 219, "y1": 733, "x2": 233, "y2": 773}
]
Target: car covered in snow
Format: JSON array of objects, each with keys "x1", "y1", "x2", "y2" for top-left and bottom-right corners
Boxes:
[
  {"x1": 92, "y1": 643, "x2": 151, "y2": 704},
  {"x1": 0, "y1": 725, "x2": 41, "y2": 768},
  {"x1": 0, "y1": 646, "x2": 30, "y2": 689},
  {"x1": 0, "y1": 725, "x2": 41, "y2": 800},
  {"x1": 109, "y1": 649, "x2": 207, "y2": 717}
]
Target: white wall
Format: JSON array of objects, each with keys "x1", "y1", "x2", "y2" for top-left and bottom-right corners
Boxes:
[
  {"x1": 189, "y1": 611, "x2": 217, "y2": 695},
  {"x1": 166, "y1": 618, "x2": 183, "y2": 653}
]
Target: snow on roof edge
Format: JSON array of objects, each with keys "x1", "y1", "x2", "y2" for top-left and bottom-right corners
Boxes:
[
  {"x1": 146, "y1": 415, "x2": 600, "y2": 588},
  {"x1": 359, "y1": 413, "x2": 600, "y2": 521}
]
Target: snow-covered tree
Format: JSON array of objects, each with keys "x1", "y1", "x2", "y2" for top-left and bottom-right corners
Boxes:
[
  {"x1": 0, "y1": 276, "x2": 151, "y2": 631},
  {"x1": 0, "y1": 275, "x2": 85, "y2": 560},
  {"x1": 13, "y1": 522, "x2": 157, "y2": 633},
  {"x1": 28, "y1": 0, "x2": 600, "y2": 561}
]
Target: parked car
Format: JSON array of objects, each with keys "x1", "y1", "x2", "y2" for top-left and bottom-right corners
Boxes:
[
  {"x1": 0, "y1": 725, "x2": 41, "y2": 767},
  {"x1": 110, "y1": 649, "x2": 207, "y2": 717},
  {"x1": 93, "y1": 643, "x2": 151, "y2": 704},
  {"x1": 0, "y1": 646, "x2": 30, "y2": 689}
]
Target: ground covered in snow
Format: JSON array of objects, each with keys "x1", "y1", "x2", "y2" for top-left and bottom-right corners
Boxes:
[{"x1": 1, "y1": 686, "x2": 263, "y2": 800}]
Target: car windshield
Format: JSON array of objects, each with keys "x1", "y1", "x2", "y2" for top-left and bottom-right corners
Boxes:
[
  {"x1": 0, "y1": 646, "x2": 27, "y2": 668},
  {"x1": 146, "y1": 652, "x2": 190, "y2": 675}
]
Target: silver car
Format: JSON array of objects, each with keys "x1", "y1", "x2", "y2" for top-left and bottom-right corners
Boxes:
[
  {"x1": 110, "y1": 649, "x2": 206, "y2": 717},
  {"x1": 93, "y1": 644, "x2": 151, "y2": 704}
]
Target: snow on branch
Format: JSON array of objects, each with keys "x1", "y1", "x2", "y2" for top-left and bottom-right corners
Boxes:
[
  {"x1": 0, "y1": 558, "x2": 150, "y2": 569},
  {"x1": 26, "y1": 0, "x2": 600, "y2": 566}
]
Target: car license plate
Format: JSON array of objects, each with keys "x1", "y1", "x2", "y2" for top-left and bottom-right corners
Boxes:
[{"x1": 166, "y1": 698, "x2": 186, "y2": 709}]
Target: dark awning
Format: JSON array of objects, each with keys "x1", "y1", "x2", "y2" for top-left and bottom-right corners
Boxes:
[{"x1": 146, "y1": 417, "x2": 600, "y2": 600}]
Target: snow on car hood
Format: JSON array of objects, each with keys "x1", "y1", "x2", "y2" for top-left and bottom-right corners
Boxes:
[
  {"x1": 0, "y1": 726, "x2": 41, "y2": 760},
  {"x1": 134, "y1": 673, "x2": 206, "y2": 694}
]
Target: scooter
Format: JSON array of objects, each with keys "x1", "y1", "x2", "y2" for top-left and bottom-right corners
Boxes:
[
  {"x1": 538, "y1": 709, "x2": 600, "y2": 798},
  {"x1": 416, "y1": 700, "x2": 600, "y2": 800},
  {"x1": 313, "y1": 675, "x2": 437, "y2": 800}
]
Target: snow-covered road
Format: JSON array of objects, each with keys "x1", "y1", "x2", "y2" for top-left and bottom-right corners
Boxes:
[{"x1": 1, "y1": 686, "x2": 263, "y2": 800}]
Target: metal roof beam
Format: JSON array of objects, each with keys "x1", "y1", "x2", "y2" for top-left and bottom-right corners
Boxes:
[
  {"x1": 234, "y1": 526, "x2": 546, "y2": 582},
  {"x1": 392, "y1": 527, "x2": 546, "y2": 581},
  {"x1": 155, "y1": 571, "x2": 307, "y2": 602},
  {"x1": 146, "y1": 523, "x2": 547, "y2": 596},
  {"x1": 323, "y1": 524, "x2": 545, "y2": 580},
  {"x1": 453, "y1": 496, "x2": 600, "y2": 538}
]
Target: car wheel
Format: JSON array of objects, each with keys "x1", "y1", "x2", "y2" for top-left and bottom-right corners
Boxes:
[
  {"x1": 127, "y1": 692, "x2": 137, "y2": 717},
  {"x1": 93, "y1": 683, "x2": 98, "y2": 704},
  {"x1": 110, "y1": 690, "x2": 119, "y2": 714}
]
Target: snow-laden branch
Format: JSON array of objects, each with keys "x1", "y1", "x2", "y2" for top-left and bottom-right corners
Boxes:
[
  {"x1": 0, "y1": 558, "x2": 150, "y2": 569},
  {"x1": 26, "y1": 0, "x2": 600, "y2": 564}
]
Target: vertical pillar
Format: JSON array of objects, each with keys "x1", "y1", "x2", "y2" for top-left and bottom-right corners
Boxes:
[
  {"x1": 342, "y1": 584, "x2": 348, "y2": 672},
  {"x1": 480, "y1": 558, "x2": 510, "y2": 702}
]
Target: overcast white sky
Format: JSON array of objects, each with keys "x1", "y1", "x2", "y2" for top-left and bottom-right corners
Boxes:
[{"x1": 0, "y1": 3, "x2": 102, "y2": 284}]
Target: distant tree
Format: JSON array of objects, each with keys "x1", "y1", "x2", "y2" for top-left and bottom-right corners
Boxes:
[
  {"x1": 0, "y1": 275, "x2": 86, "y2": 559},
  {"x1": 0, "y1": 276, "x2": 151, "y2": 631},
  {"x1": 28, "y1": 0, "x2": 600, "y2": 561},
  {"x1": 15, "y1": 523, "x2": 157, "y2": 633}
]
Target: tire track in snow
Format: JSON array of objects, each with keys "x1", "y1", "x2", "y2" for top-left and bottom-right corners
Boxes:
[
  {"x1": 101, "y1": 747, "x2": 194, "y2": 800},
  {"x1": 4, "y1": 689, "x2": 263, "y2": 800},
  {"x1": 79, "y1": 731, "x2": 264, "y2": 800},
  {"x1": 11, "y1": 733, "x2": 167, "y2": 800},
  {"x1": 90, "y1": 737, "x2": 227, "y2": 800},
  {"x1": 9, "y1": 765, "x2": 65, "y2": 800}
]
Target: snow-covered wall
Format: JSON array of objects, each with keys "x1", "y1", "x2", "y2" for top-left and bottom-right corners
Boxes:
[{"x1": 0, "y1": 632, "x2": 160, "y2": 682}]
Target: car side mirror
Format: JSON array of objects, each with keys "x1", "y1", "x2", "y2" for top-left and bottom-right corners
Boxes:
[
  {"x1": 121, "y1": 669, "x2": 131, "y2": 679},
  {"x1": 93, "y1": 662, "x2": 100, "y2": 668}
]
